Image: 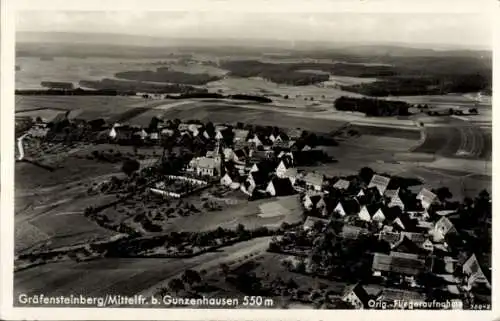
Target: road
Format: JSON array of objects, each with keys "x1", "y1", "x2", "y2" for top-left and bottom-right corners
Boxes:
[
  {"x1": 14, "y1": 237, "x2": 272, "y2": 304},
  {"x1": 412, "y1": 116, "x2": 489, "y2": 160}
]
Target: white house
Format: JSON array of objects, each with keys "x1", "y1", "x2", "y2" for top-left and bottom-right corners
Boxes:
[
  {"x1": 368, "y1": 175, "x2": 391, "y2": 196},
  {"x1": 341, "y1": 283, "x2": 369, "y2": 309},
  {"x1": 432, "y1": 217, "x2": 458, "y2": 242},
  {"x1": 248, "y1": 134, "x2": 263, "y2": 147},
  {"x1": 275, "y1": 160, "x2": 288, "y2": 178},
  {"x1": 417, "y1": 188, "x2": 437, "y2": 210},
  {"x1": 389, "y1": 194, "x2": 405, "y2": 210},
  {"x1": 357, "y1": 189, "x2": 365, "y2": 197},
  {"x1": 358, "y1": 206, "x2": 372, "y2": 222},
  {"x1": 302, "y1": 172, "x2": 324, "y2": 191},
  {"x1": 250, "y1": 163, "x2": 260, "y2": 173},
  {"x1": 334, "y1": 202, "x2": 346, "y2": 216},
  {"x1": 372, "y1": 208, "x2": 386, "y2": 222},
  {"x1": 215, "y1": 130, "x2": 224, "y2": 140},
  {"x1": 220, "y1": 173, "x2": 233, "y2": 186}
]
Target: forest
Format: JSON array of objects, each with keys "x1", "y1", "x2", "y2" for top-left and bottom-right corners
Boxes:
[{"x1": 333, "y1": 96, "x2": 411, "y2": 117}]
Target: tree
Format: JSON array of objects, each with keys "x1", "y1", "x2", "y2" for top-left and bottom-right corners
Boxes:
[
  {"x1": 359, "y1": 167, "x2": 374, "y2": 184},
  {"x1": 181, "y1": 269, "x2": 202, "y2": 288},
  {"x1": 435, "y1": 187, "x2": 453, "y2": 202},
  {"x1": 121, "y1": 159, "x2": 140, "y2": 177},
  {"x1": 168, "y1": 278, "x2": 185, "y2": 294}
]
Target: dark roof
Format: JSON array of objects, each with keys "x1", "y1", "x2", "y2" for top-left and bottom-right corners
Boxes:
[
  {"x1": 269, "y1": 177, "x2": 295, "y2": 196},
  {"x1": 249, "y1": 171, "x2": 270, "y2": 187},
  {"x1": 234, "y1": 148, "x2": 248, "y2": 159},
  {"x1": 391, "y1": 214, "x2": 418, "y2": 232},
  {"x1": 342, "y1": 283, "x2": 370, "y2": 307},
  {"x1": 391, "y1": 236, "x2": 426, "y2": 255},
  {"x1": 372, "y1": 252, "x2": 431, "y2": 276},
  {"x1": 377, "y1": 288, "x2": 425, "y2": 303}
]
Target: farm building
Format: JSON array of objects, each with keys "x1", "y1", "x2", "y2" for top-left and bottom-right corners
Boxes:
[
  {"x1": 275, "y1": 160, "x2": 289, "y2": 178},
  {"x1": 372, "y1": 252, "x2": 433, "y2": 279},
  {"x1": 358, "y1": 204, "x2": 385, "y2": 222},
  {"x1": 341, "y1": 283, "x2": 370, "y2": 309},
  {"x1": 340, "y1": 225, "x2": 370, "y2": 240},
  {"x1": 233, "y1": 129, "x2": 250, "y2": 143},
  {"x1": 368, "y1": 175, "x2": 391, "y2": 196},
  {"x1": 301, "y1": 172, "x2": 324, "y2": 191},
  {"x1": 303, "y1": 216, "x2": 329, "y2": 231},
  {"x1": 265, "y1": 177, "x2": 296, "y2": 197},
  {"x1": 432, "y1": 217, "x2": 458, "y2": 242},
  {"x1": 416, "y1": 188, "x2": 437, "y2": 210},
  {"x1": 461, "y1": 254, "x2": 491, "y2": 290},
  {"x1": 333, "y1": 179, "x2": 350, "y2": 190}
]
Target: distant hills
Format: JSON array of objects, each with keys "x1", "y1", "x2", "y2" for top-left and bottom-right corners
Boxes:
[{"x1": 16, "y1": 31, "x2": 491, "y2": 59}]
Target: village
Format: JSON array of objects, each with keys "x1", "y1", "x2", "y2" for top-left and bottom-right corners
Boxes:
[{"x1": 14, "y1": 110, "x2": 491, "y2": 310}]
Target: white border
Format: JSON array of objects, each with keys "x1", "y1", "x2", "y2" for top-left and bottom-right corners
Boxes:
[{"x1": 1, "y1": 0, "x2": 498, "y2": 320}]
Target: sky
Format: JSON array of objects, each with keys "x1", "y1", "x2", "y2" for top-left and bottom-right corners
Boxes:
[{"x1": 16, "y1": 10, "x2": 493, "y2": 49}]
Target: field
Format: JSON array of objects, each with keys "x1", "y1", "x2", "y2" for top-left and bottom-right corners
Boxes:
[
  {"x1": 14, "y1": 237, "x2": 272, "y2": 301},
  {"x1": 162, "y1": 195, "x2": 303, "y2": 232},
  {"x1": 131, "y1": 102, "x2": 349, "y2": 134}
]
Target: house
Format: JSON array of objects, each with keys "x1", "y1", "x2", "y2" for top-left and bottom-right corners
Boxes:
[
  {"x1": 391, "y1": 214, "x2": 418, "y2": 232},
  {"x1": 303, "y1": 216, "x2": 329, "y2": 231},
  {"x1": 372, "y1": 252, "x2": 432, "y2": 278},
  {"x1": 220, "y1": 173, "x2": 233, "y2": 186},
  {"x1": 357, "y1": 189, "x2": 365, "y2": 197},
  {"x1": 160, "y1": 128, "x2": 175, "y2": 137},
  {"x1": 283, "y1": 167, "x2": 299, "y2": 186},
  {"x1": 332, "y1": 199, "x2": 360, "y2": 217},
  {"x1": 223, "y1": 148, "x2": 234, "y2": 161},
  {"x1": 247, "y1": 134, "x2": 263, "y2": 147},
  {"x1": 391, "y1": 236, "x2": 428, "y2": 255},
  {"x1": 302, "y1": 172, "x2": 324, "y2": 191},
  {"x1": 340, "y1": 225, "x2": 370, "y2": 240},
  {"x1": 416, "y1": 188, "x2": 437, "y2": 210},
  {"x1": 249, "y1": 150, "x2": 274, "y2": 163},
  {"x1": 265, "y1": 177, "x2": 296, "y2": 197},
  {"x1": 432, "y1": 217, "x2": 458, "y2": 242},
  {"x1": 384, "y1": 188, "x2": 400, "y2": 199},
  {"x1": 275, "y1": 160, "x2": 289, "y2": 178},
  {"x1": 233, "y1": 129, "x2": 250, "y2": 143},
  {"x1": 302, "y1": 192, "x2": 322, "y2": 210},
  {"x1": 333, "y1": 179, "x2": 350, "y2": 190},
  {"x1": 368, "y1": 175, "x2": 391, "y2": 196},
  {"x1": 380, "y1": 231, "x2": 433, "y2": 252},
  {"x1": 109, "y1": 126, "x2": 133, "y2": 142},
  {"x1": 388, "y1": 194, "x2": 405, "y2": 211},
  {"x1": 302, "y1": 145, "x2": 312, "y2": 152},
  {"x1": 376, "y1": 289, "x2": 425, "y2": 305},
  {"x1": 358, "y1": 204, "x2": 384, "y2": 222},
  {"x1": 149, "y1": 131, "x2": 159, "y2": 141},
  {"x1": 461, "y1": 254, "x2": 491, "y2": 290},
  {"x1": 233, "y1": 148, "x2": 249, "y2": 164},
  {"x1": 187, "y1": 156, "x2": 222, "y2": 177},
  {"x1": 341, "y1": 283, "x2": 370, "y2": 309},
  {"x1": 215, "y1": 130, "x2": 224, "y2": 140}
]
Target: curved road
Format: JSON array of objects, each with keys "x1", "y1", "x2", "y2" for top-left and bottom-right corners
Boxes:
[{"x1": 412, "y1": 116, "x2": 489, "y2": 160}]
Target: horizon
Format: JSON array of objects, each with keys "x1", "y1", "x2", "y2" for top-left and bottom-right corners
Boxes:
[{"x1": 16, "y1": 11, "x2": 493, "y2": 51}]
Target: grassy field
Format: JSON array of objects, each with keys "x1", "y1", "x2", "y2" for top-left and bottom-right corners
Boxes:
[
  {"x1": 131, "y1": 102, "x2": 348, "y2": 134},
  {"x1": 162, "y1": 195, "x2": 303, "y2": 232}
]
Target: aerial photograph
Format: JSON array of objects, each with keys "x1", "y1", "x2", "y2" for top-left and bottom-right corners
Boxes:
[{"x1": 13, "y1": 9, "x2": 492, "y2": 310}]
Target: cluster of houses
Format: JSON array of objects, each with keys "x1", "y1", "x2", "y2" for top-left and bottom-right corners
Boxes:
[{"x1": 296, "y1": 173, "x2": 490, "y2": 309}]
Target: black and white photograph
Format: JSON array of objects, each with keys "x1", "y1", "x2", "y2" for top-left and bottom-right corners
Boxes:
[{"x1": 2, "y1": 0, "x2": 496, "y2": 318}]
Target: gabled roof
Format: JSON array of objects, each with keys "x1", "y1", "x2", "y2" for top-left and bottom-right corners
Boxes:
[
  {"x1": 368, "y1": 175, "x2": 391, "y2": 196},
  {"x1": 384, "y1": 188, "x2": 400, "y2": 199},
  {"x1": 391, "y1": 236, "x2": 425, "y2": 255},
  {"x1": 372, "y1": 252, "x2": 430, "y2": 276},
  {"x1": 233, "y1": 129, "x2": 250, "y2": 141},
  {"x1": 303, "y1": 216, "x2": 329, "y2": 230},
  {"x1": 417, "y1": 188, "x2": 437, "y2": 209},
  {"x1": 340, "y1": 225, "x2": 370, "y2": 240},
  {"x1": 434, "y1": 217, "x2": 457, "y2": 235},
  {"x1": 333, "y1": 179, "x2": 350, "y2": 190},
  {"x1": 267, "y1": 177, "x2": 295, "y2": 196},
  {"x1": 377, "y1": 288, "x2": 425, "y2": 303},
  {"x1": 342, "y1": 283, "x2": 370, "y2": 307},
  {"x1": 283, "y1": 167, "x2": 299, "y2": 178},
  {"x1": 191, "y1": 157, "x2": 218, "y2": 169},
  {"x1": 302, "y1": 172, "x2": 324, "y2": 187}
]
